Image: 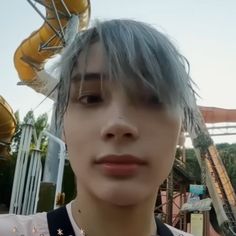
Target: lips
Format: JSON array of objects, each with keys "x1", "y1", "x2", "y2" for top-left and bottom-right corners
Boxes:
[
  {"x1": 95, "y1": 154, "x2": 146, "y2": 164},
  {"x1": 95, "y1": 154, "x2": 146, "y2": 177}
]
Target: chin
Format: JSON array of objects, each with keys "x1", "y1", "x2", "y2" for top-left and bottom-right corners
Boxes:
[
  {"x1": 108, "y1": 197, "x2": 143, "y2": 207},
  {"x1": 96, "y1": 186, "x2": 154, "y2": 207}
]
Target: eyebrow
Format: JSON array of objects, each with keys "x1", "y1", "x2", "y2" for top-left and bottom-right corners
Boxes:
[{"x1": 71, "y1": 73, "x2": 106, "y2": 82}]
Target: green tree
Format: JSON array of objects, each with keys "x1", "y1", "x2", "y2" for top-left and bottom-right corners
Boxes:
[
  {"x1": 185, "y1": 148, "x2": 201, "y2": 183},
  {"x1": 33, "y1": 112, "x2": 49, "y2": 160},
  {"x1": 216, "y1": 143, "x2": 236, "y2": 191}
]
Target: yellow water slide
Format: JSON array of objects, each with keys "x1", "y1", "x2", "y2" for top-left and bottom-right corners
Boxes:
[
  {"x1": 189, "y1": 106, "x2": 236, "y2": 234},
  {"x1": 14, "y1": 0, "x2": 90, "y2": 96},
  {"x1": 0, "y1": 96, "x2": 17, "y2": 158}
]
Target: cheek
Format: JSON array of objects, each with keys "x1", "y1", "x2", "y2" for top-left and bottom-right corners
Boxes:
[
  {"x1": 63, "y1": 113, "x2": 88, "y2": 171},
  {"x1": 63, "y1": 110, "x2": 101, "y2": 176},
  {"x1": 64, "y1": 108, "x2": 92, "y2": 145},
  {"x1": 148, "y1": 119, "x2": 181, "y2": 180}
]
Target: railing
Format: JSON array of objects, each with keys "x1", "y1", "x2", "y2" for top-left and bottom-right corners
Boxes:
[{"x1": 9, "y1": 119, "x2": 67, "y2": 214}]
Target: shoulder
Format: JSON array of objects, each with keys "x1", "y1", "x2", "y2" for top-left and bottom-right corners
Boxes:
[
  {"x1": 0, "y1": 212, "x2": 49, "y2": 236},
  {"x1": 166, "y1": 224, "x2": 194, "y2": 236}
]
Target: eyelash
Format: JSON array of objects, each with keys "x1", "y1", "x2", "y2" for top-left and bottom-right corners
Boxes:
[
  {"x1": 77, "y1": 94, "x2": 103, "y2": 105},
  {"x1": 75, "y1": 93, "x2": 163, "y2": 108}
]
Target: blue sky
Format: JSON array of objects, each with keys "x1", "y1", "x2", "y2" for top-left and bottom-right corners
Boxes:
[{"x1": 1, "y1": 0, "x2": 236, "y2": 144}]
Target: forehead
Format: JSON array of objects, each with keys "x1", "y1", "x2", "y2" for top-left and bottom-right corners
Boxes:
[
  {"x1": 70, "y1": 40, "x2": 157, "y2": 98},
  {"x1": 72, "y1": 42, "x2": 106, "y2": 77}
]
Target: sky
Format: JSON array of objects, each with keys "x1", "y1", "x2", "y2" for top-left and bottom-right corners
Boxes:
[{"x1": 1, "y1": 0, "x2": 236, "y2": 144}]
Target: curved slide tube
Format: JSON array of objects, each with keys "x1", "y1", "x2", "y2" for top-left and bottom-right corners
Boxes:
[
  {"x1": 0, "y1": 96, "x2": 17, "y2": 158},
  {"x1": 14, "y1": 0, "x2": 90, "y2": 96}
]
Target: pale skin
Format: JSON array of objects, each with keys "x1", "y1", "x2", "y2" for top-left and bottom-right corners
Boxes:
[{"x1": 63, "y1": 42, "x2": 182, "y2": 236}]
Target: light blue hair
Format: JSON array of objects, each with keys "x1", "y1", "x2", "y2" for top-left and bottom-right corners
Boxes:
[{"x1": 55, "y1": 19, "x2": 198, "y2": 130}]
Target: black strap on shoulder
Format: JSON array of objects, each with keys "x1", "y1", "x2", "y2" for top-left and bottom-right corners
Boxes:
[
  {"x1": 47, "y1": 206, "x2": 76, "y2": 236},
  {"x1": 155, "y1": 217, "x2": 174, "y2": 236}
]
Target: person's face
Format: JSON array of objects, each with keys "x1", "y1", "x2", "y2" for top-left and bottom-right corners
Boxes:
[{"x1": 64, "y1": 42, "x2": 181, "y2": 206}]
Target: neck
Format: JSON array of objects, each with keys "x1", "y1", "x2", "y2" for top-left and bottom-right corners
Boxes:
[{"x1": 71, "y1": 190, "x2": 157, "y2": 236}]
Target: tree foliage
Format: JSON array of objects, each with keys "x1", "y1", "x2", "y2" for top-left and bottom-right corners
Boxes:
[
  {"x1": 11, "y1": 111, "x2": 49, "y2": 158},
  {"x1": 193, "y1": 132, "x2": 213, "y2": 154},
  {"x1": 216, "y1": 143, "x2": 236, "y2": 190},
  {"x1": 185, "y1": 148, "x2": 201, "y2": 183}
]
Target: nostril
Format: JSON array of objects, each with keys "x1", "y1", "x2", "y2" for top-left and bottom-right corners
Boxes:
[
  {"x1": 101, "y1": 123, "x2": 139, "y2": 141},
  {"x1": 106, "y1": 133, "x2": 114, "y2": 138},
  {"x1": 124, "y1": 133, "x2": 133, "y2": 138}
]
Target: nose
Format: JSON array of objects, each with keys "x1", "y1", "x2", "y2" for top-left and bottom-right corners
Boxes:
[{"x1": 101, "y1": 116, "x2": 139, "y2": 142}]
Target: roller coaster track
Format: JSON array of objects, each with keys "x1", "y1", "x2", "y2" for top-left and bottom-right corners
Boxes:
[
  {"x1": 207, "y1": 146, "x2": 236, "y2": 234},
  {"x1": 188, "y1": 109, "x2": 236, "y2": 235}
]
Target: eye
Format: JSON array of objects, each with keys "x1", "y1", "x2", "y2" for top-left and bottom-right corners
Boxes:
[{"x1": 78, "y1": 94, "x2": 103, "y2": 105}]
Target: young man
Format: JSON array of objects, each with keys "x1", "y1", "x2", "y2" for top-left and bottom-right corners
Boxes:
[{"x1": 0, "y1": 19, "x2": 195, "y2": 236}]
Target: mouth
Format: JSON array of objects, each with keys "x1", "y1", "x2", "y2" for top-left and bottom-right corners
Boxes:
[{"x1": 95, "y1": 154, "x2": 147, "y2": 177}]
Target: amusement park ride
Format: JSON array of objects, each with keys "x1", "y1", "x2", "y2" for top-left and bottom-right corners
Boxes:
[{"x1": 0, "y1": 1, "x2": 236, "y2": 235}]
